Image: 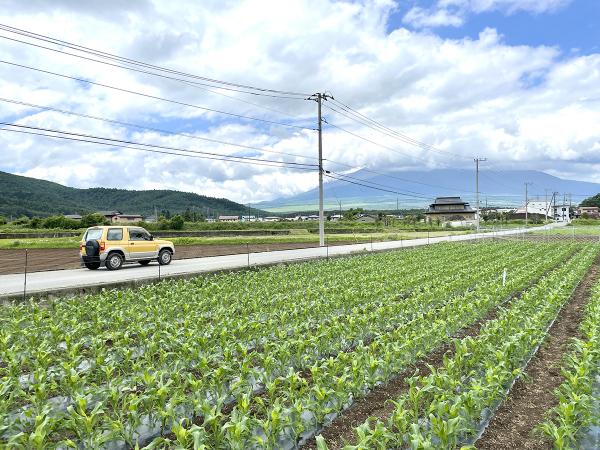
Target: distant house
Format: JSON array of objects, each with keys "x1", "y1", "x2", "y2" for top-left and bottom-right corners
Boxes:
[
  {"x1": 64, "y1": 214, "x2": 82, "y2": 221},
  {"x1": 241, "y1": 215, "x2": 256, "y2": 222},
  {"x1": 425, "y1": 197, "x2": 476, "y2": 222},
  {"x1": 329, "y1": 214, "x2": 343, "y2": 222},
  {"x1": 357, "y1": 214, "x2": 377, "y2": 223},
  {"x1": 98, "y1": 210, "x2": 122, "y2": 221},
  {"x1": 578, "y1": 206, "x2": 599, "y2": 219},
  {"x1": 264, "y1": 216, "x2": 281, "y2": 222},
  {"x1": 513, "y1": 201, "x2": 551, "y2": 220},
  {"x1": 97, "y1": 211, "x2": 143, "y2": 223},
  {"x1": 112, "y1": 214, "x2": 143, "y2": 223},
  {"x1": 553, "y1": 204, "x2": 571, "y2": 222},
  {"x1": 219, "y1": 215, "x2": 239, "y2": 222}
]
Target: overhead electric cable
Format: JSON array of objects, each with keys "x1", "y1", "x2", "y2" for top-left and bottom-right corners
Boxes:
[
  {"x1": 323, "y1": 119, "x2": 432, "y2": 163},
  {"x1": 324, "y1": 173, "x2": 431, "y2": 199},
  {"x1": 0, "y1": 32, "x2": 314, "y2": 123},
  {"x1": 0, "y1": 122, "x2": 318, "y2": 170},
  {"x1": 327, "y1": 170, "x2": 431, "y2": 199},
  {"x1": 0, "y1": 97, "x2": 318, "y2": 161},
  {"x1": 327, "y1": 98, "x2": 469, "y2": 160},
  {"x1": 0, "y1": 23, "x2": 311, "y2": 97},
  {"x1": 0, "y1": 60, "x2": 315, "y2": 131}
]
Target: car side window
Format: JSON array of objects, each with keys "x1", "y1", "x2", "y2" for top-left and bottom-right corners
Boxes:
[
  {"x1": 106, "y1": 228, "x2": 123, "y2": 241},
  {"x1": 129, "y1": 229, "x2": 148, "y2": 241}
]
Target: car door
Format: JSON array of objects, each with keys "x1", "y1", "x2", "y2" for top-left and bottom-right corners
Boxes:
[{"x1": 128, "y1": 228, "x2": 156, "y2": 259}]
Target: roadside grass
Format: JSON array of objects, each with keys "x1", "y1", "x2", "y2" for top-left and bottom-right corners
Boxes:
[{"x1": 0, "y1": 230, "x2": 472, "y2": 249}]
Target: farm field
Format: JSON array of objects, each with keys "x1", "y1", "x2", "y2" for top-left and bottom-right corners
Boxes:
[
  {"x1": 1, "y1": 241, "x2": 599, "y2": 449},
  {"x1": 0, "y1": 230, "x2": 471, "y2": 249}
]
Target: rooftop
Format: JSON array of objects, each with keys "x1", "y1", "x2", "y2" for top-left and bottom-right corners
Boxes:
[{"x1": 432, "y1": 197, "x2": 467, "y2": 205}]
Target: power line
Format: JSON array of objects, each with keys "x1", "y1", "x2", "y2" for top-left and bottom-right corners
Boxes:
[
  {"x1": 329, "y1": 171, "x2": 432, "y2": 199},
  {"x1": 323, "y1": 119, "x2": 431, "y2": 163},
  {"x1": 328, "y1": 98, "x2": 469, "y2": 160},
  {"x1": 0, "y1": 60, "x2": 315, "y2": 131},
  {"x1": 325, "y1": 172, "x2": 431, "y2": 200},
  {"x1": 0, "y1": 33, "x2": 316, "y2": 124},
  {"x1": 0, "y1": 97, "x2": 318, "y2": 161},
  {"x1": 0, "y1": 23, "x2": 312, "y2": 98},
  {"x1": 323, "y1": 159, "x2": 478, "y2": 195},
  {"x1": 0, "y1": 122, "x2": 318, "y2": 170}
]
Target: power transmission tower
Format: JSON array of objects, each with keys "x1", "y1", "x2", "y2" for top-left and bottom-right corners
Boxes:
[
  {"x1": 309, "y1": 92, "x2": 333, "y2": 247},
  {"x1": 474, "y1": 157, "x2": 487, "y2": 233},
  {"x1": 524, "y1": 182, "x2": 532, "y2": 227}
]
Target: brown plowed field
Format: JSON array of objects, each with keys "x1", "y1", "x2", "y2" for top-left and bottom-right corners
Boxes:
[{"x1": 0, "y1": 241, "x2": 363, "y2": 275}]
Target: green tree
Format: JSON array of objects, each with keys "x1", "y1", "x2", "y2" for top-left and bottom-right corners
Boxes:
[
  {"x1": 580, "y1": 193, "x2": 600, "y2": 208},
  {"x1": 81, "y1": 213, "x2": 108, "y2": 228},
  {"x1": 0, "y1": 215, "x2": 6, "y2": 225},
  {"x1": 170, "y1": 215, "x2": 185, "y2": 230}
]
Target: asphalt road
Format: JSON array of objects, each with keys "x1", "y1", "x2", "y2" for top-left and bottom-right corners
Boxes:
[{"x1": 0, "y1": 224, "x2": 562, "y2": 298}]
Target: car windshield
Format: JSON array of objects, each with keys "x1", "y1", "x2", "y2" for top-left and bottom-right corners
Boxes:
[{"x1": 84, "y1": 229, "x2": 103, "y2": 241}]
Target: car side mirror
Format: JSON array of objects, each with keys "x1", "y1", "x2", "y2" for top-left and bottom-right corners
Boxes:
[{"x1": 149, "y1": 235, "x2": 154, "y2": 241}]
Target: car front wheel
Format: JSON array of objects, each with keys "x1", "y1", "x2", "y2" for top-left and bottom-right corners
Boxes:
[
  {"x1": 158, "y1": 249, "x2": 172, "y2": 265},
  {"x1": 106, "y1": 253, "x2": 124, "y2": 270}
]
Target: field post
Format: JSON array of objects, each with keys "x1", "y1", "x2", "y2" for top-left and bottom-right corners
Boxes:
[
  {"x1": 427, "y1": 230, "x2": 430, "y2": 245},
  {"x1": 23, "y1": 249, "x2": 28, "y2": 301},
  {"x1": 158, "y1": 261, "x2": 161, "y2": 281},
  {"x1": 326, "y1": 239, "x2": 329, "y2": 260},
  {"x1": 370, "y1": 236, "x2": 373, "y2": 251},
  {"x1": 246, "y1": 242, "x2": 250, "y2": 267}
]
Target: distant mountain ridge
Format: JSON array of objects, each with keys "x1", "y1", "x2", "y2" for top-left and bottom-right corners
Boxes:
[
  {"x1": 256, "y1": 169, "x2": 600, "y2": 212},
  {"x1": 0, "y1": 171, "x2": 260, "y2": 218}
]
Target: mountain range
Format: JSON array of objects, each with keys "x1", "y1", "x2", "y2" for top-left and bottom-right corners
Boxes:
[
  {"x1": 255, "y1": 169, "x2": 600, "y2": 212},
  {"x1": 0, "y1": 171, "x2": 260, "y2": 218}
]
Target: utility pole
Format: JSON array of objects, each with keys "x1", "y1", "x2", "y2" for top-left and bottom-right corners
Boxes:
[
  {"x1": 524, "y1": 182, "x2": 532, "y2": 227},
  {"x1": 310, "y1": 92, "x2": 333, "y2": 246},
  {"x1": 338, "y1": 200, "x2": 342, "y2": 220},
  {"x1": 545, "y1": 189, "x2": 549, "y2": 221},
  {"x1": 474, "y1": 157, "x2": 487, "y2": 233}
]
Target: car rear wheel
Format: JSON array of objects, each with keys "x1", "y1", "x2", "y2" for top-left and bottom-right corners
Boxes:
[
  {"x1": 158, "y1": 249, "x2": 172, "y2": 265},
  {"x1": 84, "y1": 262, "x2": 101, "y2": 270},
  {"x1": 139, "y1": 260, "x2": 151, "y2": 266},
  {"x1": 106, "y1": 252, "x2": 123, "y2": 270}
]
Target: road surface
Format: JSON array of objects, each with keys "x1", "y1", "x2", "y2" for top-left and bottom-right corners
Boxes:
[{"x1": 0, "y1": 224, "x2": 563, "y2": 298}]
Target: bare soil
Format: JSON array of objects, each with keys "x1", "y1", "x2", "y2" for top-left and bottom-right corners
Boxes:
[
  {"x1": 475, "y1": 255, "x2": 600, "y2": 450},
  {"x1": 0, "y1": 241, "x2": 358, "y2": 275}
]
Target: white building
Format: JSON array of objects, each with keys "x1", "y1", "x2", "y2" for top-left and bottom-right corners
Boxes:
[
  {"x1": 553, "y1": 204, "x2": 571, "y2": 222},
  {"x1": 515, "y1": 201, "x2": 551, "y2": 218},
  {"x1": 264, "y1": 216, "x2": 281, "y2": 222},
  {"x1": 241, "y1": 215, "x2": 256, "y2": 222}
]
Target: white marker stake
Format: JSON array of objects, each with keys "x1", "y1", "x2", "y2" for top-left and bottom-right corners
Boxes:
[{"x1": 502, "y1": 268, "x2": 507, "y2": 286}]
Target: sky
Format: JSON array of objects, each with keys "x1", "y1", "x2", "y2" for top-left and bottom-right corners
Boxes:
[{"x1": 0, "y1": 0, "x2": 599, "y2": 205}]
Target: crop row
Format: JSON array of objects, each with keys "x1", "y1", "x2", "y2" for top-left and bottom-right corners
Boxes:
[
  {"x1": 538, "y1": 279, "x2": 600, "y2": 449},
  {"x1": 319, "y1": 244, "x2": 599, "y2": 449},
  {"x1": 0, "y1": 242, "x2": 581, "y2": 448},
  {"x1": 175, "y1": 244, "x2": 581, "y2": 449}
]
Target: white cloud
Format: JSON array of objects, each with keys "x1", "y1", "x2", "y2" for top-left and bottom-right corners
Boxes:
[{"x1": 0, "y1": 0, "x2": 598, "y2": 206}]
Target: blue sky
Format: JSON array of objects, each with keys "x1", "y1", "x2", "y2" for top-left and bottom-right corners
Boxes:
[
  {"x1": 0, "y1": 0, "x2": 599, "y2": 205},
  {"x1": 390, "y1": 0, "x2": 599, "y2": 55}
]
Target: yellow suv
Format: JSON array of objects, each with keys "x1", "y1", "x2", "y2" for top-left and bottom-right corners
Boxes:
[{"x1": 80, "y1": 226, "x2": 175, "y2": 270}]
